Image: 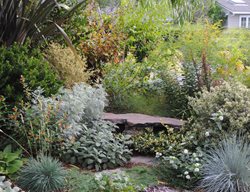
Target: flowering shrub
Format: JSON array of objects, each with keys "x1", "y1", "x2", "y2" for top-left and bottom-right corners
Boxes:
[
  {"x1": 188, "y1": 81, "x2": 250, "y2": 140},
  {"x1": 133, "y1": 127, "x2": 207, "y2": 188},
  {"x1": 153, "y1": 81, "x2": 250, "y2": 188}
]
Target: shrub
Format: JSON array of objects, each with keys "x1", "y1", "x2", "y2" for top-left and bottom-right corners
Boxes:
[
  {"x1": 103, "y1": 52, "x2": 188, "y2": 117},
  {"x1": 199, "y1": 136, "x2": 250, "y2": 192},
  {"x1": 132, "y1": 129, "x2": 170, "y2": 155},
  {"x1": 11, "y1": 91, "x2": 66, "y2": 156},
  {"x1": 17, "y1": 155, "x2": 66, "y2": 192},
  {"x1": 0, "y1": 44, "x2": 62, "y2": 104},
  {"x1": 208, "y1": 3, "x2": 227, "y2": 25},
  {"x1": 46, "y1": 43, "x2": 90, "y2": 88},
  {"x1": 11, "y1": 83, "x2": 107, "y2": 155},
  {"x1": 11, "y1": 83, "x2": 132, "y2": 169},
  {"x1": 133, "y1": 127, "x2": 205, "y2": 188},
  {"x1": 148, "y1": 81, "x2": 250, "y2": 189},
  {"x1": 78, "y1": 2, "x2": 125, "y2": 70},
  {"x1": 61, "y1": 120, "x2": 132, "y2": 171},
  {"x1": 188, "y1": 81, "x2": 250, "y2": 140}
]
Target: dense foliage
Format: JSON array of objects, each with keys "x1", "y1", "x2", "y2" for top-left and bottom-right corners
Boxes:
[
  {"x1": 46, "y1": 43, "x2": 90, "y2": 87},
  {"x1": 61, "y1": 120, "x2": 132, "y2": 170},
  {"x1": 0, "y1": 44, "x2": 62, "y2": 104},
  {"x1": 0, "y1": 0, "x2": 85, "y2": 47}
]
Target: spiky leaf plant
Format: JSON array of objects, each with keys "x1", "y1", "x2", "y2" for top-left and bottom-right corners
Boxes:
[
  {"x1": 0, "y1": 0, "x2": 86, "y2": 48},
  {"x1": 17, "y1": 155, "x2": 66, "y2": 192},
  {"x1": 199, "y1": 136, "x2": 250, "y2": 192}
]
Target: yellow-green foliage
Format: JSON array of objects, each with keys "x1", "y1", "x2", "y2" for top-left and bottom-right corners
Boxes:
[{"x1": 46, "y1": 43, "x2": 90, "y2": 88}]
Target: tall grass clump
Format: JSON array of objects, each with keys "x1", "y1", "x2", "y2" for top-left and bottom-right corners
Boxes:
[
  {"x1": 199, "y1": 136, "x2": 250, "y2": 192},
  {"x1": 17, "y1": 155, "x2": 66, "y2": 192}
]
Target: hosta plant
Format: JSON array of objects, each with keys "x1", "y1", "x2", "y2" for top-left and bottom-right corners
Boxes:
[
  {"x1": 0, "y1": 145, "x2": 23, "y2": 176},
  {"x1": 199, "y1": 136, "x2": 250, "y2": 192},
  {"x1": 17, "y1": 155, "x2": 66, "y2": 192}
]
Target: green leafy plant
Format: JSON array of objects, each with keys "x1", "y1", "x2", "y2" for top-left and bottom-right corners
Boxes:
[
  {"x1": 208, "y1": 3, "x2": 227, "y2": 25},
  {"x1": 0, "y1": 43, "x2": 62, "y2": 104},
  {"x1": 188, "y1": 81, "x2": 250, "y2": 141},
  {"x1": 199, "y1": 136, "x2": 250, "y2": 192},
  {"x1": 153, "y1": 81, "x2": 250, "y2": 188},
  {"x1": 0, "y1": 145, "x2": 23, "y2": 176},
  {"x1": 133, "y1": 127, "x2": 204, "y2": 188},
  {"x1": 95, "y1": 172, "x2": 143, "y2": 192},
  {"x1": 79, "y1": 2, "x2": 126, "y2": 70},
  {"x1": 17, "y1": 155, "x2": 66, "y2": 192},
  {"x1": 11, "y1": 91, "x2": 66, "y2": 156},
  {"x1": 61, "y1": 120, "x2": 132, "y2": 171},
  {"x1": 133, "y1": 129, "x2": 170, "y2": 155}
]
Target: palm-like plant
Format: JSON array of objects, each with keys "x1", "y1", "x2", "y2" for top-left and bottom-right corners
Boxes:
[{"x1": 0, "y1": 0, "x2": 86, "y2": 47}]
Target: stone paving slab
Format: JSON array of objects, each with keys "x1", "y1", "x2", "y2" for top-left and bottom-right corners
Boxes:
[{"x1": 103, "y1": 113, "x2": 184, "y2": 128}]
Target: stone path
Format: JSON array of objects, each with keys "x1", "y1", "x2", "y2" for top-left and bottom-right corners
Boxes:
[{"x1": 130, "y1": 155, "x2": 155, "y2": 166}]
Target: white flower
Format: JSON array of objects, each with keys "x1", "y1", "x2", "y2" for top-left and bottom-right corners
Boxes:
[
  {"x1": 205, "y1": 132, "x2": 210, "y2": 137},
  {"x1": 184, "y1": 171, "x2": 189, "y2": 175},
  {"x1": 3, "y1": 181, "x2": 11, "y2": 187},
  {"x1": 169, "y1": 146, "x2": 173, "y2": 150},
  {"x1": 13, "y1": 187, "x2": 21, "y2": 192},
  {"x1": 186, "y1": 175, "x2": 191, "y2": 179},
  {"x1": 195, "y1": 157, "x2": 199, "y2": 161},
  {"x1": 219, "y1": 116, "x2": 224, "y2": 121},
  {"x1": 155, "y1": 152, "x2": 162, "y2": 158},
  {"x1": 183, "y1": 149, "x2": 189, "y2": 154},
  {"x1": 195, "y1": 163, "x2": 201, "y2": 167},
  {"x1": 194, "y1": 168, "x2": 200, "y2": 172},
  {"x1": 170, "y1": 160, "x2": 174, "y2": 164},
  {"x1": 192, "y1": 153, "x2": 197, "y2": 157}
]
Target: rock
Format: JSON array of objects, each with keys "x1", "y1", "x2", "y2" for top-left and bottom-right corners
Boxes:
[{"x1": 103, "y1": 113, "x2": 184, "y2": 133}]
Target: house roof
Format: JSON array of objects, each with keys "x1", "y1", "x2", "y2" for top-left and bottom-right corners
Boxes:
[{"x1": 217, "y1": 0, "x2": 250, "y2": 14}]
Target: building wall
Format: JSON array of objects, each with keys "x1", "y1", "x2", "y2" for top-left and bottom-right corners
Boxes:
[{"x1": 227, "y1": 14, "x2": 240, "y2": 28}]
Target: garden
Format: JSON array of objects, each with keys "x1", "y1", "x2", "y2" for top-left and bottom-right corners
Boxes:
[{"x1": 1, "y1": 0, "x2": 250, "y2": 191}]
